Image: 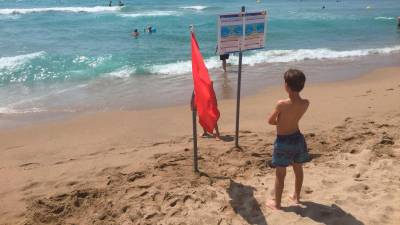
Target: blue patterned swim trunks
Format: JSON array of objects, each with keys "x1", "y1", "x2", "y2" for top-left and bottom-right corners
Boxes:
[{"x1": 272, "y1": 130, "x2": 310, "y2": 167}]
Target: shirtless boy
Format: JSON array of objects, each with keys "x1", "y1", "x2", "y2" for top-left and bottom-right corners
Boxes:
[{"x1": 267, "y1": 69, "x2": 311, "y2": 210}]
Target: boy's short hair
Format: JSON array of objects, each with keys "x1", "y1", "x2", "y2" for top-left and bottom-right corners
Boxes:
[{"x1": 284, "y1": 69, "x2": 306, "y2": 92}]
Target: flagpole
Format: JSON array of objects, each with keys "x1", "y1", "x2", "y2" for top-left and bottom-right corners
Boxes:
[
  {"x1": 191, "y1": 91, "x2": 199, "y2": 173},
  {"x1": 190, "y1": 25, "x2": 199, "y2": 173},
  {"x1": 235, "y1": 6, "x2": 245, "y2": 148}
]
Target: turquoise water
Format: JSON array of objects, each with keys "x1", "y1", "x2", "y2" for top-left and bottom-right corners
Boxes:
[{"x1": 0, "y1": 0, "x2": 399, "y2": 114}]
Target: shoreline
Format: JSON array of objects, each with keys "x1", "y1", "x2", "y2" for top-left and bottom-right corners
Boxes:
[
  {"x1": 1, "y1": 51, "x2": 400, "y2": 130},
  {"x1": 0, "y1": 65, "x2": 399, "y2": 224}
]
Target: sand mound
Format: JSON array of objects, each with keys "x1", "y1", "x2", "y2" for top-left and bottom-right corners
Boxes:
[{"x1": 23, "y1": 115, "x2": 400, "y2": 225}]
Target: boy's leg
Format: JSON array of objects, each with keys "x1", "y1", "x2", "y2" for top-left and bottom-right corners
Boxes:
[
  {"x1": 268, "y1": 167, "x2": 286, "y2": 209},
  {"x1": 291, "y1": 163, "x2": 303, "y2": 204},
  {"x1": 275, "y1": 167, "x2": 286, "y2": 208},
  {"x1": 222, "y1": 59, "x2": 227, "y2": 72}
]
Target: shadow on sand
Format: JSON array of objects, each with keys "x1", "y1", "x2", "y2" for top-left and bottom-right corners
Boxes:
[
  {"x1": 283, "y1": 201, "x2": 364, "y2": 225},
  {"x1": 200, "y1": 134, "x2": 234, "y2": 142},
  {"x1": 220, "y1": 135, "x2": 235, "y2": 142},
  {"x1": 227, "y1": 180, "x2": 268, "y2": 225}
]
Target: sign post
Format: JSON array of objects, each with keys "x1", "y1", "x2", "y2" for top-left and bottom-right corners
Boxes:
[
  {"x1": 217, "y1": 7, "x2": 267, "y2": 148},
  {"x1": 234, "y1": 6, "x2": 245, "y2": 148}
]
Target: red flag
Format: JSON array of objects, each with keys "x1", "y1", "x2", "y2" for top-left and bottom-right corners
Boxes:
[{"x1": 191, "y1": 32, "x2": 220, "y2": 133}]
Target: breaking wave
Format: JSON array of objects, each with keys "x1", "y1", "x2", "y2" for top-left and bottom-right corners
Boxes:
[
  {"x1": 0, "y1": 6, "x2": 121, "y2": 15},
  {"x1": 179, "y1": 6, "x2": 208, "y2": 11},
  {"x1": 118, "y1": 11, "x2": 179, "y2": 18},
  {"x1": 0, "y1": 51, "x2": 45, "y2": 70},
  {"x1": 148, "y1": 45, "x2": 400, "y2": 75}
]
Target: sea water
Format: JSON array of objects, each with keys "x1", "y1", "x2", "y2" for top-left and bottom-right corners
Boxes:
[{"x1": 0, "y1": 0, "x2": 399, "y2": 117}]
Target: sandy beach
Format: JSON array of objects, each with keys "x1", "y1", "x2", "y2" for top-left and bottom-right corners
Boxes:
[{"x1": 1, "y1": 66, "x2": 400, "y2": 225}]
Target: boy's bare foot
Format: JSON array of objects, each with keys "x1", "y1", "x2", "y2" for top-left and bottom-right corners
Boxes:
[
  {"x1": 215, "y1": 135, "x2": 221, "y2": 141},
  {"x1": 289, "y1": 195, "x2": 300, "y2": 205},
  {"x1": 266, "y1": 200, "x2": 281, "y2": 210}
]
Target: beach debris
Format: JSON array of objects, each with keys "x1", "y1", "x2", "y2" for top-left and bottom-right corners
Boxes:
[{"x1": 379, "y1": 136, "x2": 394, "y2": 145}]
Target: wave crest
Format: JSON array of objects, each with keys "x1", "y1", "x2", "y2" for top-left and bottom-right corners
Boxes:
[
  {"x1": 179, "y1": 6, "x2": 208, "y2": 11},
  {"x1": 0, "y1": 51, "x2": 45, "y2": 70},
  {"x1": 106, "y1": 66, "x2": 136, "y2": 78},
  {"x1": 149, "y1": 45, "x2": 400, "y2": 75},
  {"x1": 119, "y1": 11, "x2": 179, "y2": 18},
  {"x1": 0, "y1": 6, "x2": 121, "y2": 15},
  {"x1": 374, "y1": 16, "x2": 395, "y2": 20}
]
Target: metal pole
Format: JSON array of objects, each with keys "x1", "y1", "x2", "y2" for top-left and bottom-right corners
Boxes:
[
  {"x1": 191, "y1": 92, "x2": 199, "y2": 173},
  {"x1": 190, "y1": 25, "x2": 199, "y2": 173},
  {"x1": 235, "y1": 6, "x2": 245, "y2": 148}
]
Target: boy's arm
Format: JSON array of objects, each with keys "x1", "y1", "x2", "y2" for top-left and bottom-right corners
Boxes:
[{"x1": 268, "y1": 101, "x2": 282, "y2": 125}]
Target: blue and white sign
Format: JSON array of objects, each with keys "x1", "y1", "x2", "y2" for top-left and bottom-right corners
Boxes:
[{"x1": 217, "y1": 11, "x2": 267, "y2": 55}]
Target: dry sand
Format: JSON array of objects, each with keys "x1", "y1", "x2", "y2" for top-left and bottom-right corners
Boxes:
[{"x1": 0, "y1": 67, "x2": 400, "y2": 225}]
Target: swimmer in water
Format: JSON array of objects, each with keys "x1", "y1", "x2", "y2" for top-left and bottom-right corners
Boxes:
[
  {"x1": 132, "y1": 29, "x2": 139, "y2": 38},
  {"x1": 144, "y1": 26, "x2": 153, "y2": 33},
  {"x1": 118, "y1": 0, "x2": 124, "y2": 6}
]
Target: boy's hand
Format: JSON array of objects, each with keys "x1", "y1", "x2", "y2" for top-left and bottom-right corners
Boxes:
[{"x1": 268, "y1": 100, "x2": 283, "y2": 125}]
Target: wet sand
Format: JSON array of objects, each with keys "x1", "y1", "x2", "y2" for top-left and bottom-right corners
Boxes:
[{"x1": 0, "y1": 67, "x2": 400, "y2": 225}]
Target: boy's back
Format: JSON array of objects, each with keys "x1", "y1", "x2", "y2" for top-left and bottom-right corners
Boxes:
[{"x1": 276, "y1": 98, "x2": 309, "y2": 135}]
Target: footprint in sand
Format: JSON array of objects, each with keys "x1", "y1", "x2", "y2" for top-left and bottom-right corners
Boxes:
[
  {"x1": 127, "y1": 171, "x2": 145, "y2": 182},
  {"x1": 321, "y1": 179, "x2": 337, "y2": 187},
  {"x1": 5, "y1": 145, "x2": 24, "y2": 150},
  {"x1": 19, "y1": 162, "x2": 40, "y2": 170},
  {"x1": 21, "y1": 182, "x2": 40, "y2": 191},
  {"x1": 67, "y1": 181, "x2": 79, "y2": 186}
]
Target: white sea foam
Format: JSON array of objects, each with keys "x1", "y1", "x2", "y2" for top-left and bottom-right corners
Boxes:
[
  {"x1": 106, "y1": 66, "x2": 136, "y2": 78},
  {"x1": 374, "y1": 16, "x2": 395, "y2": 20},
  {"x1": 119, "y1": 11, "x2": 179, "y2": 18},
  {"x1": 149, "y1": 57, "x2": 220, "y2": 76},
  {"x1": 72, "y1": 55, "x2": 111, "y2": 68},
  {"x1": 242, "y1": 45, "x2": 400, "y2": 66},
  {"x1": 179, "y1": 6, "x2": 208, "y2": 11},
  {"x1": 0, "y1": 6, "x2": 121, "y2": 15},
  {"x1": 149, "y1": 45, "x2": 400, "y2": 75},
  {"x1": 0, "y1": 51, "x2": 45, "y2": 70},
  {"x1": 0, "y1": 106, "x2": 46, "y2": 114}
]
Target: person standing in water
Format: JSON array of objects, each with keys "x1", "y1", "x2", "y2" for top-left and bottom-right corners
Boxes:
[
  {"x1": 215, "y1": 45, "x2": 229, "y2": 72},
  {"x1": 397, "y1": 16, "x2": 400, "y2": 28},
  {"x1": 109, "y1": 1, "x2": 112, "y2": 7}
]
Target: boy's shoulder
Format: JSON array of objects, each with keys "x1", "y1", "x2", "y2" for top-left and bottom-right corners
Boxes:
[
  {"x1": 277, "y1": 98, "x2": 290, "y2": 105},
  {"x1": 276, "y1": 98, "x2": 310, "y2": 109},
  {"x1": 275, "y1": 99, "x2": 291, "y2": 111},
  {"x1": 302, "y1": 98, "x2": 310, "y2": 106}
]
